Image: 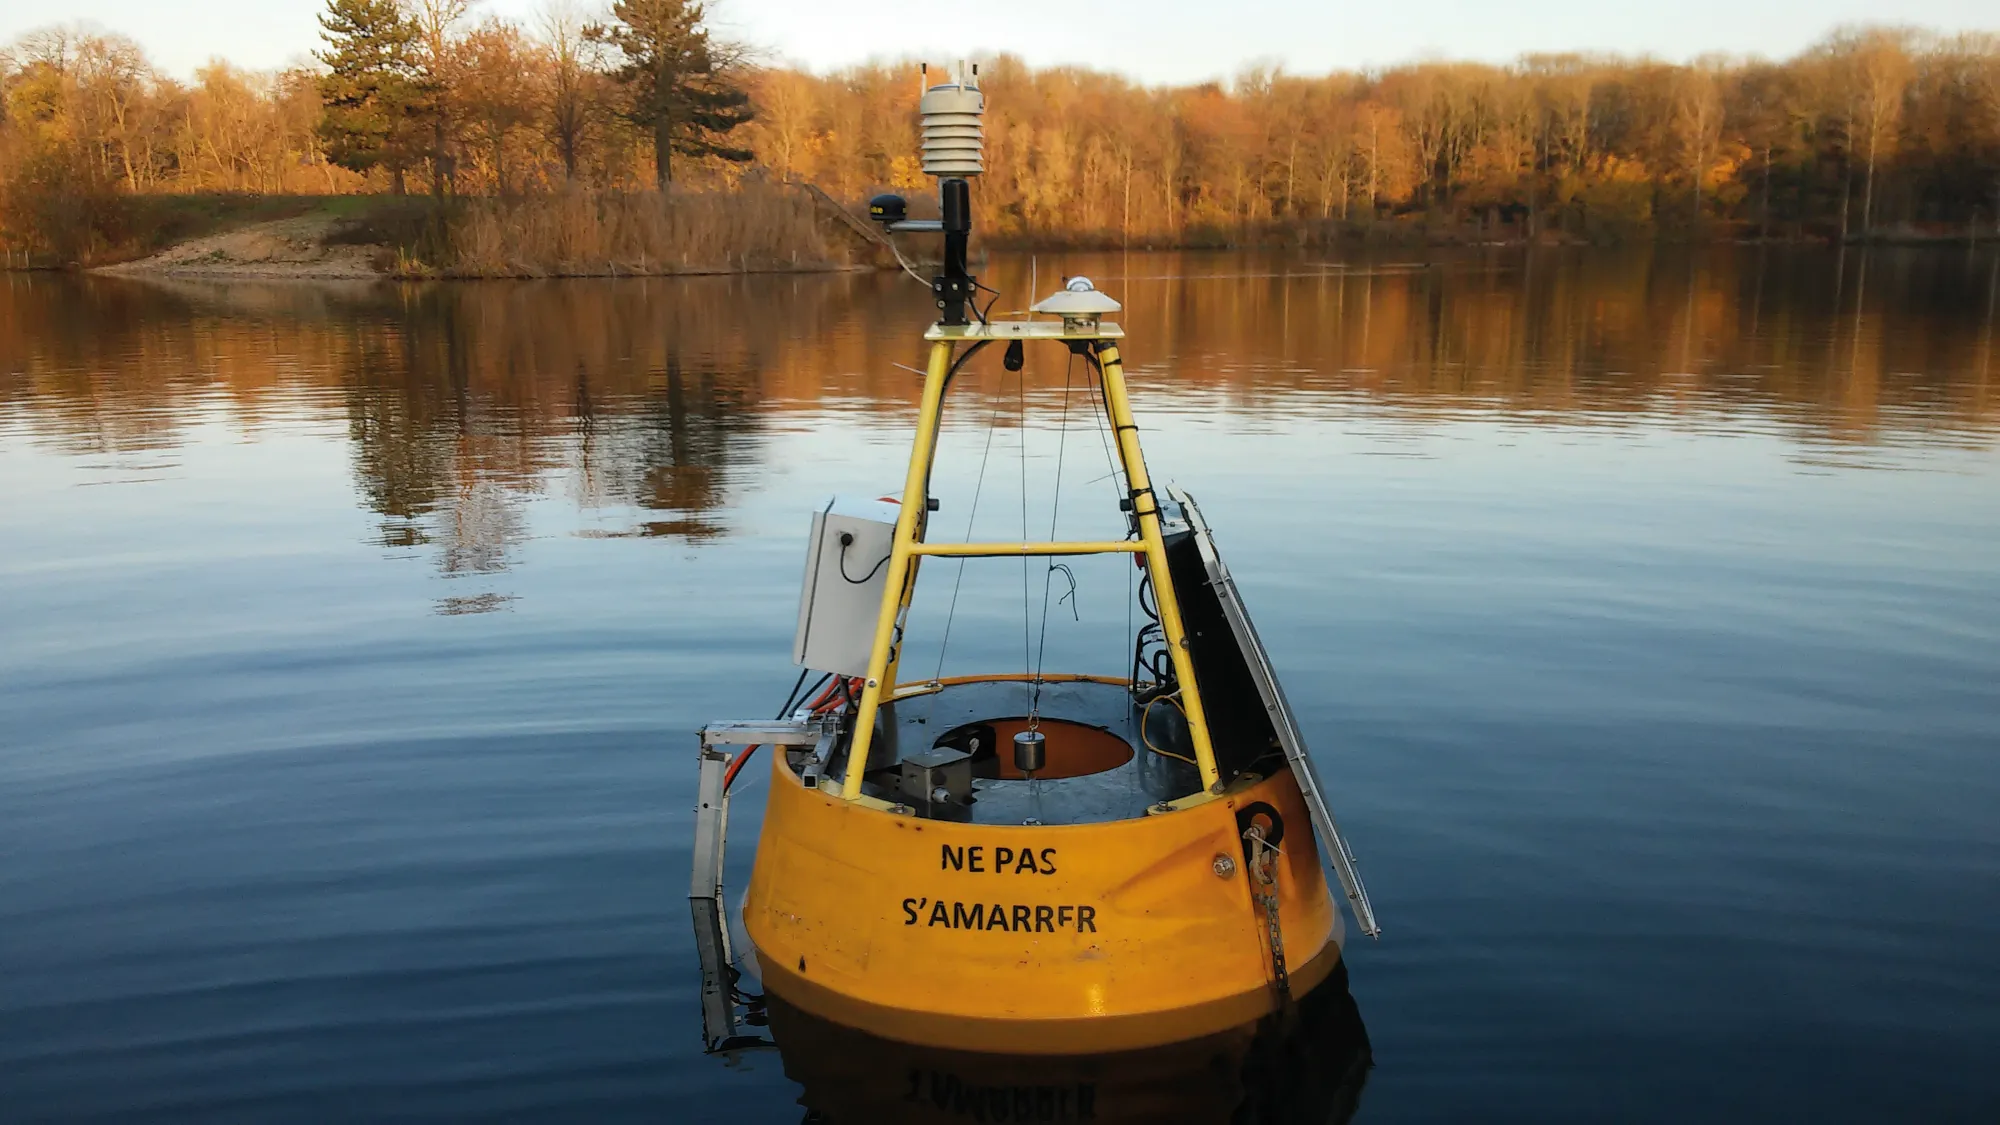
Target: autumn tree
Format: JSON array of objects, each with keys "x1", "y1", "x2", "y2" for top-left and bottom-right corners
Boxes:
[
  {"x1": 589, "y1": 0, "x2": 752, "y2": 187},
  {"x1": 1302, "y1": 85, "x2": 1357, "y2": 220},
  {"x1": 1730, "y1": 62, "x2": 1802, "y2": 238},
  {"x1": 1970, "y1": 37, "x2": 2000, "y2": 233},
  {"x1": 8, "y1": 16, "x2": 2000, "y2": 253},
  {"x1": 746, "y1": 68, "x2": 819, "y2": 181},
  {"x1": 458, "y1": 18, "x2": 536, "y2": 193},
  {"x1": 411, "y1": 0, "x2": 472, "y2": 198},
  {"x1": 1847, "y1": 29, "x2": 1914, "y2": 236}
]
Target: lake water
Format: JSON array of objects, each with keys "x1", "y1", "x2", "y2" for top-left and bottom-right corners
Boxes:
[{"x1": 2, "y1": 249, "x2": 1997, "y2": 1122}]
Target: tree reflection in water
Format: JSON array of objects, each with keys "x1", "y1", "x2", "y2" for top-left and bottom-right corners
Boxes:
[{"x1": 1, "y1": 248, "x2": 1993, "y2": 611}]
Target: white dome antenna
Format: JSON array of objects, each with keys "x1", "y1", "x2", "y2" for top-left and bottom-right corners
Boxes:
[{"x1": 1032, "y1": 276, "x2": 1123, "y2": 334}]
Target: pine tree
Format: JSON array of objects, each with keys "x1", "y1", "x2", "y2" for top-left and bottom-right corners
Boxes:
[
  {"x1": 589, "y1": 0, "x2": 753, "y2": 187},
  {"x1": 316, "y1": 0, "x2": 425, "y2": 193}
]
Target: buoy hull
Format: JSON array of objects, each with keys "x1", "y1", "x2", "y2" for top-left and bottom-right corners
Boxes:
[
  {"x1": 763, "y1": 960, "x2": 1371, "y2": 1123},
  {"x1": 743, "y1": 760, "x2": 1342, "y2": 1054}
]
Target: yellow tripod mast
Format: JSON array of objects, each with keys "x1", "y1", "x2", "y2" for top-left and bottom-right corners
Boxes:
[{"x1": 838, "y1": 323, "x2": 1222, "y2": 800}]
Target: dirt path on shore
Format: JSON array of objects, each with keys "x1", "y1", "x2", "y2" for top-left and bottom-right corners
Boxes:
[{"x1": 97, "y1": 213, "x2": 384, "y2": 279}]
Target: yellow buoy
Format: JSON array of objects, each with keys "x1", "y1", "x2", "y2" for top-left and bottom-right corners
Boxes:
[
  {"x1": 689, "y1": 65, "x2": 1376, "y2": 1059},
  {"x1": 747, "y1": 751, "x2": 1339, "y2": 1054}
]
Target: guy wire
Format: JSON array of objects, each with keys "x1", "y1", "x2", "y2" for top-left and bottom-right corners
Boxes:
[
  {"x1": 1031, "y1": 351, "x2": 1076, "y2": 717},
  {"x1": 1018, "y1": 358, "x2": 1032, "y2": 713},
  {"x1": 1082, "y1": 347, "x2": 1136, "y2": 692},
  {"x1": 932, "y1": 363, "x2": 1004, "y2": 692}
]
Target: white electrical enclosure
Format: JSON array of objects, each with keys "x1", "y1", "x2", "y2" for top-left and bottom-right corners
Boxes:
[{"x1": 794, "y1": 496, "x2": 902, "y2": 677}]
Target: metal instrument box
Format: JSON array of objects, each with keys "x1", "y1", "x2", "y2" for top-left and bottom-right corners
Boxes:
[
  {"x1": 897, "y1": 745, "x2": 974, "y2": 815},
  {"x1": 794, "y1": 496, "x2": 902, "y2": 677}
]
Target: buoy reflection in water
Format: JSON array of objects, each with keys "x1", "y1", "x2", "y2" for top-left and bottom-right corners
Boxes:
[{"x1": 766, "y1": 963, "x2": 1371, "y2": 1124}]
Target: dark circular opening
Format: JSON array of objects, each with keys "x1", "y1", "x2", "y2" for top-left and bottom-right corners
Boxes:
[{"x1": 933, "y1": 717, "x2": 1134, "y2": 781}]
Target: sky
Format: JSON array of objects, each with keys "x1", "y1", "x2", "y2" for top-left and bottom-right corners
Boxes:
[{"x1": 4, "y1": 0, "x2": 1994, "y2": 83}]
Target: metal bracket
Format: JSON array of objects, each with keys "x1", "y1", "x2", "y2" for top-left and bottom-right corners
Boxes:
[
  {"x1": 690, "y1": 746, "x2": 747, "y2": 1051},
  {"x1": 689, "y1": 717, "x2": 838, "y2": 1053},
  {"x1": 698, "y1": 718, "x2": 835, "y2": 748}
]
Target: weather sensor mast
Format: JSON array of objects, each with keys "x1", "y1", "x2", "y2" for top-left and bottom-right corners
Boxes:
[{"x1": 869, "y1": 63, "x2": 984, "y2": 326}]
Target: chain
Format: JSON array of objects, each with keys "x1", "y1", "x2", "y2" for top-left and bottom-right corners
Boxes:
[{"x1": 1243, "y1": 824, "x2": 1291, "y2": 1002}]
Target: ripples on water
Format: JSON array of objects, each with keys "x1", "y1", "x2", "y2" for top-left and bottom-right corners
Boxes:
[{"x1": 1, "y1": 249, "x2": 1996, "y2": 1121}]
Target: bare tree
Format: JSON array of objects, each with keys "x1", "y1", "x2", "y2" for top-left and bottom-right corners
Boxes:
[
  {"x1": 538, "y1": 0, "x2": 594, "y2": 181},
  {"x1": 1850, "y1": 29, "x2": 1914, "y2": 237},
  {"x1": 1673, "y1": 59, "x2": 1726, "y2": 225}
]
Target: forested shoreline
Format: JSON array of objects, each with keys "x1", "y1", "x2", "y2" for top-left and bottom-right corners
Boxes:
[{"x1": 2, "y1": 5, "x2": 1999, "y2": 272}]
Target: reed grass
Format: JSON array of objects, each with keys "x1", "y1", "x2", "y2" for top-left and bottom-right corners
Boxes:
[{"x1": 443, "y1": 183, "x2": 858, "y2": 278}]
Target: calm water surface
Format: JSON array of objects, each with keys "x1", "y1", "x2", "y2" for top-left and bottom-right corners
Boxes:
[{"x1": 2, "y1": 249, "x2": 1997, "y2": 1121}]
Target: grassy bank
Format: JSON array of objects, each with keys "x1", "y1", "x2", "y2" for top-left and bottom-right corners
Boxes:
[
  {"x1": 984, "y1": 214, "x2": 2000, "y2": 251},
  {"x1": 2, "y1": 184, "x2": 887, "y2": 277},
  {"x1": 13, "y1": 183, "x2": 1991, "y2": 277},
  {"x1": 0, "y1": 193, "x2": 374, "y2": 269},
  {"x1": 438, "y1": 183, "x2": 868, "y2": 278}
]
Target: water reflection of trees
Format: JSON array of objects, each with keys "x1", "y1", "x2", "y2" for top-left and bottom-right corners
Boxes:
[
  {"x1": 975, "y1": 249, "x2": 1997, "y2": 440},
  {"x1": 0, "y1": 272, "x2": 914, "y2": 585},
  {"x1": 2, "y1": 249, "x2": 1994, "y2": 580},
  {"x1": 568, "y1": 356, "x2": 768, "y2": 541}
]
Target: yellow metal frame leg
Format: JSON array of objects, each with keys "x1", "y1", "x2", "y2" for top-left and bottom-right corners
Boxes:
[
  {"x1": 841, "y1": 340, "x2": 954, "y2": 799},
  {"x1": 835, "y1": 337, "x2": 1221, "y2": 800},
  {"x1": 1096, "y1": 344, "x2": 1224, "y2": 792}
]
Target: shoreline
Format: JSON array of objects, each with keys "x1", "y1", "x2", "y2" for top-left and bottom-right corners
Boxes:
[
  {"x1": 5, "y1": 185, "x2": 895, "y2": 280},
  {"x1": 10, "y1": 219, "x2": 1995, "y2": 283},
  {"x1": 93, "y1": 258, "x2": 882, "y2": 282},
  {"x1": 81, "y1": 236, "x2": 1998, "y2": 282},
  {"x1": 79, "y1": 208, "x2": 883, "y2": 282}
]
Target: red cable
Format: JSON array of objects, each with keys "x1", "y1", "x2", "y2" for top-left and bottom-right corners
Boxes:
[{"x1": 722, "y1": 744, "x2": 759, "y2": 790}]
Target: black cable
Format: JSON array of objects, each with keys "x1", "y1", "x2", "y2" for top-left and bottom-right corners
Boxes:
[
  {"x1": 837, "y1": 535, "x2": 892, "y2": 584},
  {"x1": 775, "y1": 667, "x2": 814, "y2": 718},
  {"x1": 1085, "y1": 346, "x2": 1181, "y2": 703},
  {"x1": 1130, "y1": 564, "x2": 1176, "y2": 701},
  {"x1": 938, "y1": 337, "x2": 991, "y2": 399},
  {"x1": 1080, "y1": 346, "x2": 1120, "y2": 452},
  {"x1": 1138, "y1": 567, "x2": 1161, "y2": 623},
  {"x1": 1050, "y1": 562, "x2": 1078, "y2": 620},
  {"x1": 919, "y1": 338, "x2": 994, "y2": 503}
]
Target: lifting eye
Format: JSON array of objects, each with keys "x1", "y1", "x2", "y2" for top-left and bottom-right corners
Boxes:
[
  {"x1": 1235, "y1": 802, "x2": 1286, "y2": 852},
  {"x1": 1003, "y1": 339, "x2": 1025, "y2": 372}
]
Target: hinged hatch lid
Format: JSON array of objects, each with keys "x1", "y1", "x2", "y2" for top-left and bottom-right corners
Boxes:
[{"x1": 1165, "y1": 486, "x2": 1379, "y2": 938}]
